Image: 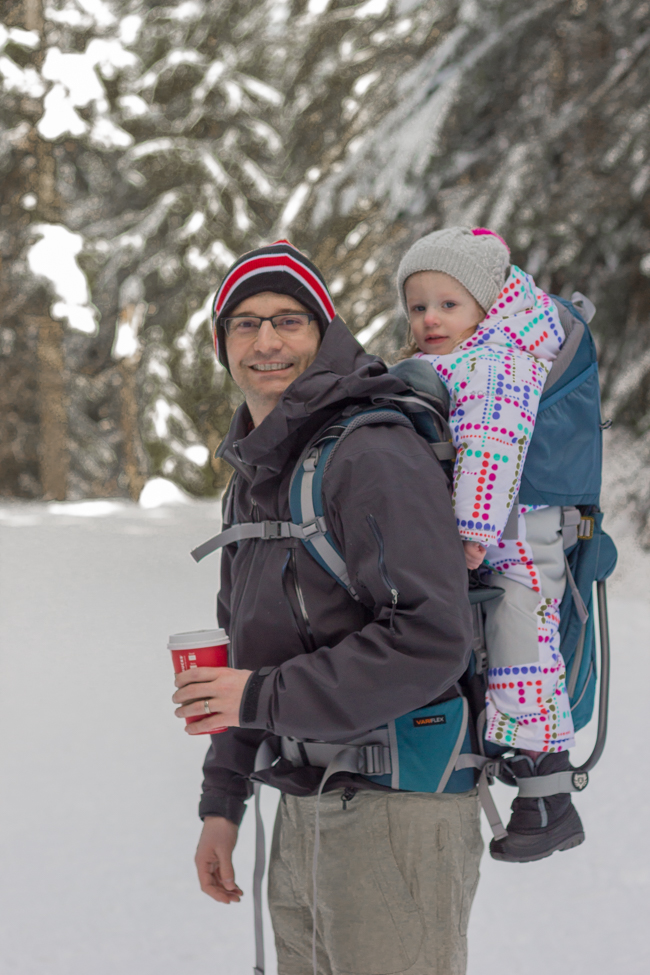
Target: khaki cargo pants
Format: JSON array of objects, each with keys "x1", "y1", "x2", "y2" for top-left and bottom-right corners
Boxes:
[{"x1": 268, "y1": 788, "x2": 483, "y2": 975}]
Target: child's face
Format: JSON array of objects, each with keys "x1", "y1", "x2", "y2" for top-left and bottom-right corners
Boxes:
[{"x1": 405, "y1": 271, "x2": 485, "y2": 356}]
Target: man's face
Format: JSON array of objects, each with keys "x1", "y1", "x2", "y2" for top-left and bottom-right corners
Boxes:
[{"x1": 225, "y1": 292, "x2": 321, "y2": 426}]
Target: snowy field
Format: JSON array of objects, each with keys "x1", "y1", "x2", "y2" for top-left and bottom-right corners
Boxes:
[{"x1": 1, "y1": 487, "x2": 648, "y2": 975}]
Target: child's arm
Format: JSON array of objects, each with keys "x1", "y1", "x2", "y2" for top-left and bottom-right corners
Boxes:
[{"x1": 450, "y1": 347, "x2": 549, "y2": 547}]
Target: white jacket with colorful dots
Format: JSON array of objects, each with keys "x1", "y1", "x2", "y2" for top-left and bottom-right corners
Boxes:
[{"x1": 414, "y1": 266, "x2": 565, "y2": 547}]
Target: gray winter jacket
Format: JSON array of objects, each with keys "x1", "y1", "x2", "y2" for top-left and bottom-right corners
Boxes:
[{"x1": 199, "y1": 316, "x2": 473, "y2": 825}]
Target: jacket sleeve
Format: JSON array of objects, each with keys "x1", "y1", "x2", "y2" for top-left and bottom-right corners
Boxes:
[
  {"x1": 239, "y1": 423, "x2": 474, "y2": 741},
  {"x1": 448, "y1": 347, "x2": 549, "y2": 546},
  {"x1": 200, "y1": 491, "x2": 259, "y2": 826},
  {"x1": 198, "y1": 729, "x2": 260, "y2": 825}
]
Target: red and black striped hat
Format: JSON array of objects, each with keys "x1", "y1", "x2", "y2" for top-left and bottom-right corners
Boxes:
[{"x1": 211, "y1": 240, "x2": 336, "y2": 370}]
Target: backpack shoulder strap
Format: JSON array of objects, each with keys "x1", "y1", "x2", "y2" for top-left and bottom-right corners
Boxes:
[
  {"x1": 287, "y1": 399, "x2": 457, "y2": 594},
  {"x1": 191, "y1": 403, "x2": 452, "y2": 583},
  {"x1": 289, "y1": 407, "x2": 412, "y2": 597}
]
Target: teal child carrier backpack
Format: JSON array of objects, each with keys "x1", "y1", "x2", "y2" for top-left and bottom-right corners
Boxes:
[
  {"x1": 192, "y1": 292, "x2": 616, "y2": 807},
  {"x1": 191, "y1": 293, "x2": 616, "y2": 975}
]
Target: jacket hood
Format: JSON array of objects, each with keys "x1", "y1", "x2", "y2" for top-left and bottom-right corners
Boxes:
[
  {"x1": 217, "y1": 316, "x2": 410, "y2": 477},
  {"x1": 459, "y1": 266, "x2": 564, "y2": 362}
]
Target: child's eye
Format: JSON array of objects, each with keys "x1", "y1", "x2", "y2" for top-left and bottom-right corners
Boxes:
[
  {"x1": 442, "y1": 301, "x2": 457, "y2": 309},
  {"x1": 410, "y1": 304, "x2": 426, "y2": 313}
]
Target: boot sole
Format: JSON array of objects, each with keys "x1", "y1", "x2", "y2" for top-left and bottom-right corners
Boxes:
[
  {"x1": 490, "y1": 829, "x2": 585, "y2": 863},
  {"x1": 489, "y1": 804, "x2": 586, "y2": 863}
]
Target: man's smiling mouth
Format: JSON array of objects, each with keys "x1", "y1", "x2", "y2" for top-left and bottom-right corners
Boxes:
[{"x1": 250, "y1": 362, "x2": 293, "y2": 372}]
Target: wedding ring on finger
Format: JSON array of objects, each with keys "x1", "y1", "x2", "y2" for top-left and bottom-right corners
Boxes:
[{"x1": 203, "y1": 699, "x2": 212, "y2": 715}]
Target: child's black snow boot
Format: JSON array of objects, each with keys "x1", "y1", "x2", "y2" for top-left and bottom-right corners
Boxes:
[{"x1": 490, "y1": 751, "x2": 585, "y2": 863}]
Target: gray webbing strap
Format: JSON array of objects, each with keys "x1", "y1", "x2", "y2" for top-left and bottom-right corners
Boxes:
[
  {"x1": 563, "y1": 553, "x2": 589, "y2": 625},
  {"x1": 501, "y1": 497, "x2": 520, "y2": 540},
  {"x1": 454, "y1": 754, "x2": 508, "y2": 840},
  {"x1": 477, "y1": 764, "x2": 508, "y2": 841},
  {"x1": 252, "y1": 783, "x2": 265, "y2": 975},
  {"x1": 566, "y1": 623, "x2": 586, "y2": 698},
  {"x1": 251, "y1": 739, "x2": 279, "y2": 975},
  {"x1": 190, "y1": 518, "x2": 327, "y2": 563},
  {"x1": 561, "y1": 505, "x2": 581, "y2": 549},
  {"x1": 431, "y1": 441, "x2": 456, "y2": 461},
  {"x1": 280, "y1": 734, "x2": 391, "y2": 776},
  {"x1": 515, "y1": 769, "x2": 589, "y2": 797},
  {"x1": 311, "y1": 749, "x2": 364, "y2": 975},
  {"x1": 436, "y1": 698, "x2": 468, "y2": 793}
]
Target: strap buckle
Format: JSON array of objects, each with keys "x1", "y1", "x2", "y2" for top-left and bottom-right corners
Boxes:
[
  {"x1": 301, "y1": 516, "x2": 327, "y2": 538},
  {"x1": 361, "y1": 744, "x2": 391, "y2": 776},
  {"x1": 263, "y1": 521, "x2": 285, "y2": 539},
  {"x1": 578, "y1": 515, "x2": 595, "y2": 541}
]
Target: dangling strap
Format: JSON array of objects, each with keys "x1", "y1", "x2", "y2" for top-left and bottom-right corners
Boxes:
[
  {"x1": 251, "y1": 739, "x2": 280, "y2": 975},
  {"x1": 252, "y1": 783, "x2": 265, "y2": 975},
  {"x1": 310, "y1": 749, "x2": 365, "y2": 975},
  {"x1": 563, "y1": 553, "x2": 589, "y2": 625},
  {"x1": 454, "y1": 754, "x2": 508, "y2": 840}
]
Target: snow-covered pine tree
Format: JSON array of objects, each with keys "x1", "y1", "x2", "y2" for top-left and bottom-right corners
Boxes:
[
  {"x1": 280, "y1": 0, "x2": 650, "y2": 536},
  {"x1": 286, "y1": 0, "x2": 650, "y2": 367},
  {"x1": 1, "y1": 0, "x2": 292, "y2": 499},
  {"x1": 3, "y1": 0, "x2": 650, "y2": 528}
]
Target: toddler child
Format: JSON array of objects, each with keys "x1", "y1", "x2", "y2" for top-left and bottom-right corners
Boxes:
[{"x1": 397, "y1": 226, "x2": 584, "y2": 862}]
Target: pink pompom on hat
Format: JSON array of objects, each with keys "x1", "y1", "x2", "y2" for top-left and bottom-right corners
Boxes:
[
  {"x1": 397, "y1": 226, "x2": 511, "y2": 314},
  {"x1": 471, "y1": 227, "x2": 510, "y2": 253}
]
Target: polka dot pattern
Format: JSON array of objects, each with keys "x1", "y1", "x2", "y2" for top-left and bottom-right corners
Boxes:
[
  {"x1": 484, "y1": 596, "x2": 575, "y2": 752},
  {"x1": 414, "y1": 266, "x2": 565, "y2": 546}
]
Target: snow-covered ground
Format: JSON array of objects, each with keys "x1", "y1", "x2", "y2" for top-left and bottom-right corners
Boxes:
[{"x1": 0, "y1": 490, "x2": 648, "y2": 974}]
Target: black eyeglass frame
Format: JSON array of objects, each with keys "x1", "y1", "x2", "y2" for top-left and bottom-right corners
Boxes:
[{"x1": 219, "y1": 313, "x2": 318, "y2": 337}]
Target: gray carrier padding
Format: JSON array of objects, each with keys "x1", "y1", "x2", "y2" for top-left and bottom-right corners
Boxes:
[
  {"x1": 544, "y1": 292, "x2": 595, "y2": 394},
  {"x1": 388, "y1": 358, "x2": 450, "y2": 412},
  {"x1": 545, "y1": 303, "x2": 584, "y2": 392},
  {"x1": 570, "y1": 291, "x2": 596, "y2": 324},
  {"x1": 321, "y1": 409, "x2": 413, "y2": 477}
]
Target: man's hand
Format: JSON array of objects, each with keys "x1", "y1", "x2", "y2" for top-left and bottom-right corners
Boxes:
[
  {"x1": 173, "y1": 666, "x2": 252, "y2": 735},
  {"x1": 195, "y1": 816, "x2": 243, "y2": 904},
  {"x1": 463, "y1": 540, "x2": 487, "y2": 571}
]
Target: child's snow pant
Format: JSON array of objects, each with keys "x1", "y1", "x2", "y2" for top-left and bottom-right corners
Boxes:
[{"x1": 482, "y1": 504, "x2": 576, "y2": 752}]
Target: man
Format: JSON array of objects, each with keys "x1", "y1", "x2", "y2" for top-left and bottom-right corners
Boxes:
[{"x1": 172, "y1": 240, "x2": 483, "y2": 975}]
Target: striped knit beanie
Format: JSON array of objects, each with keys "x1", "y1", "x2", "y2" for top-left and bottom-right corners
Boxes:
[
  {"x1": 212, "y1": 240, "x2": 336, "y2": 371},
  {"x1": 397, "y1": 227, "x2": 511, "y2": 315}
]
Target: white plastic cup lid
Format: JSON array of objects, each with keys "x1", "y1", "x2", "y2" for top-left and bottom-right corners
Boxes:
[{"x1": 168, "y1": 628, "x2": 230, "y2": 650}]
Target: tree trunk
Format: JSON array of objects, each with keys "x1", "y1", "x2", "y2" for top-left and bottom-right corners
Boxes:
[{"x1": 33, "y1": 317, "x2": 69, "y2": 501}]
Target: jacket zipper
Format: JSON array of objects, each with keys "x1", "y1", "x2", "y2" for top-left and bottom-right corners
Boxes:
[
  {"x1": 291, "y1": 549, "x2": 317, "y2": 651},
  {"x1": 281, "y1": 550, "x2": 317, "y2": 654},
  {"x1": 366, "y1": 514, "x2": 399, "y2": 634}
]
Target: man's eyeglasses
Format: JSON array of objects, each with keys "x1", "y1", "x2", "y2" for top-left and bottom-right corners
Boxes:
[{"x1": 222, "y1": 314, "x2": 317, "y2": 338}]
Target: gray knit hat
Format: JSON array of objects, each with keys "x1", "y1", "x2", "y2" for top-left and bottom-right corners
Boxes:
[{"x1": 397, "y1": 226, "x2": 511, "y2": 315}]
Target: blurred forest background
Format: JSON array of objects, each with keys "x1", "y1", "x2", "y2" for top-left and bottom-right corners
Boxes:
[{"x1": 2, "y1": 0, "x2": 650, "y2": 529}]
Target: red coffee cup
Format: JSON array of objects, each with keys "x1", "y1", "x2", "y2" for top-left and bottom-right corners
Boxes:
[{"x1": 169, "y1": 628, "x2": 231, "y2": 735}]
